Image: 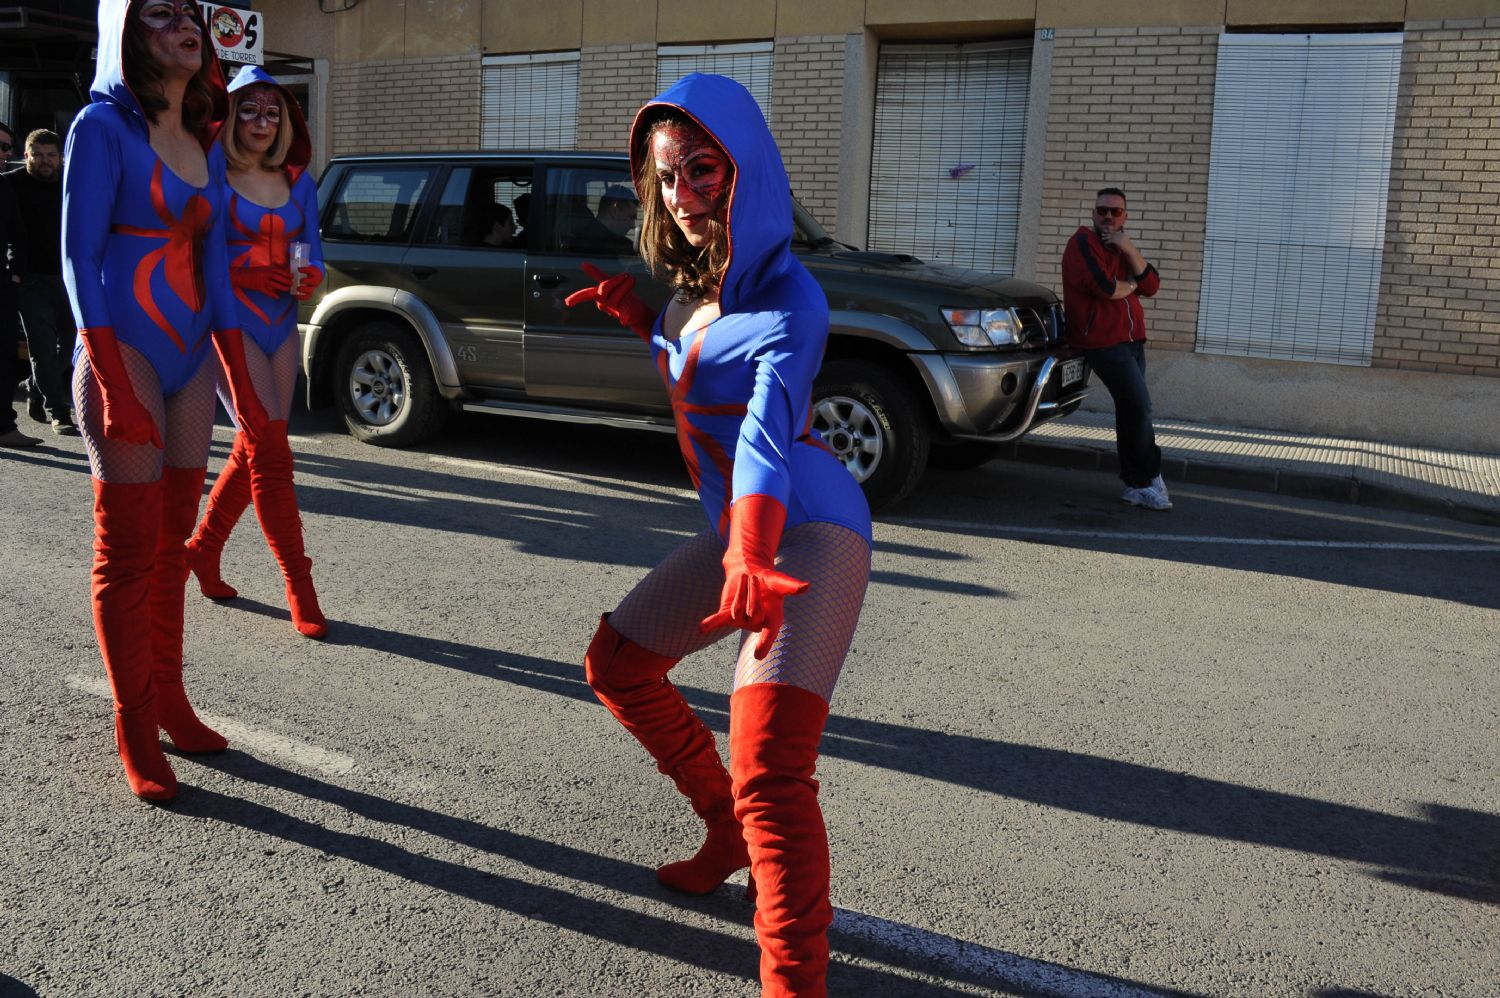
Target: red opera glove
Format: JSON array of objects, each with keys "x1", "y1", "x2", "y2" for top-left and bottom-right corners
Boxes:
[
  {"x1": 232, "y1": 265, "x2": 294, "y2": 297},
  {"x1": 210, "y1": 328, "x2": 269, "y2": 441},
  {"x1": 699, "y1": 494, "x2": 810, "y2": 658},
  {"x1": 292, "y1": 265, "x2": 323, "y2": 301},
  {"x1": 563, "y1": 262, "x2": 657, "y2": 341},
  {"x1": 78, "y1": 325, "x2": 162, "y2": 449}
]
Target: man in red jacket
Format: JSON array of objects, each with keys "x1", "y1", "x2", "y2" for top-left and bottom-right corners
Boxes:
[{"x1": 1061, "y1": 187, "x2": 1170, "y2": 510}]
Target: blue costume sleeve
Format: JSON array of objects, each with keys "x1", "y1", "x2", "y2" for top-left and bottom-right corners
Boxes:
[
  {"x1": 730, "y1": 312, "x2": 824, "y2": 509},
  {"x1": 61, "y1": 107, "x2": 124, "y2": 331},
  {"x1": 204, "y1": 149, "x2": 238, "y2": 332},
  {"x1": 295, "y1": 174, "x2": 323, "y2": 273}
]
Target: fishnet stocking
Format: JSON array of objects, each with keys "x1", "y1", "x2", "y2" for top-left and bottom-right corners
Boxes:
[
  {"x1": 610, "y1": 522, "x2": 871, "y2": 703},
  {"x1": 74, "y1": 344, "x2": 218, "y2": 483},
  {"x1": 216, "y1": 334, "x2": 299, "y2": 425}
]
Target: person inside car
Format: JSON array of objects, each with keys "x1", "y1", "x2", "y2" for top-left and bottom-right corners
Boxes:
[{"x1": 566, "y1": 73, "x2": 872, "y2": 998}]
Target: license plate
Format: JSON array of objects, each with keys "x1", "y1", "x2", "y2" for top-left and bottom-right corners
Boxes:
[{"x1": 1060, "y1": 358, "x2": 1085, "y2": 386}]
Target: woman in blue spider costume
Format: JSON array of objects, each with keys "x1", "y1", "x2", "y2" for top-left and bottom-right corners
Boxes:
[
  {"x1": 566, "y1": 74, "x2": 872, "y2": 998},
  {"x1": 184, "y1": 65, "x2": 327, "y2": 639},
  {"x1": 63, "y1": 0, "x2": 267, "y2": 802}
]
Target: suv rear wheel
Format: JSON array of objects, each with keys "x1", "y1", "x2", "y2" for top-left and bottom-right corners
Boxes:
[
  {"x1": 812, "y1": 359, "x2": 929, "y2": 511},
  {"x1": 334, "y1": 320, "x2": 447, "y2": 447}
]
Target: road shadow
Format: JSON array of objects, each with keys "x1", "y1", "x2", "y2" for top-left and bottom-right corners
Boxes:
[
  {"x1": 331, "y1": 625, "x2": 1500, "y2": 909},
  {"x1": 0, "y1": 974, "x2": 41, "y2": 998}
]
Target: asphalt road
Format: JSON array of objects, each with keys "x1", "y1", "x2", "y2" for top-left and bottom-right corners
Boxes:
[{"x1": 2, "y1": 404, "x2": 1496, "y2": 998}]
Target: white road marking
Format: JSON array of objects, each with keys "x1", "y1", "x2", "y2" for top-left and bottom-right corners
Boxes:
[
  {"x1": 886, "y1": 518, "x2": 1500, "y2": 551},
  {"x1": 832, "y1": 907, "x2": 1167, "y2": 997},
  {"x1": 66, "y1": 674, "x2": 356, "y2": 777}
]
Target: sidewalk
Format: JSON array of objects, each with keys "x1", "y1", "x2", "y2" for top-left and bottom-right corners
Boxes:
[{"x1": 1002, "y1": 411, "x2": 1500, "y2": 527}]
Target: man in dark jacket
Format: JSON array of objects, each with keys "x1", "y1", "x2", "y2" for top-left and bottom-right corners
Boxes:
[
  {"x1": 1061, "y1": 186, "x2": 1169, "y2": 510},
  {"x1": 0, "y1": 120, "x2": 41, "y2": 448},
  {"x1": 7, "y1": 128, "x2": 75, "y2": 435}
]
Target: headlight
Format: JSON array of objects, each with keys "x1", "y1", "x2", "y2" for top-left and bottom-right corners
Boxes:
[{"x1": 941, "y1": 307, "x2": 1024, "y2": 348}]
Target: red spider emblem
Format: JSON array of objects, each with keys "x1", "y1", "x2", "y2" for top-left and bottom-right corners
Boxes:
[
  {"x1": 227, "y1": 193, "x2": 302, "y2": 326},
  {"x1": 110, "y1": 161, "x2": 213, "y2": 353},
  {"x1": 657, "y1": 333, "x2": 746, "y2": 535}
]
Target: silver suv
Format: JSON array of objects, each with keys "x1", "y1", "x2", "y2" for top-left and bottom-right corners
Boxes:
[{"x1": 301, "y1": 152, "x2": 1090, "y2": 509}]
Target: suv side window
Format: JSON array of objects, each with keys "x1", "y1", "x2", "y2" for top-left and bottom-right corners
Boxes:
[
  {"x1": 422, "y1": 166, "x2": 533, "y2": 250},
  {"x1": 539, "y1": 166, "x2": 639, "y2": 257},
  {"x1": 324, "y1": 166, "x2": 433, "y2": 243}
]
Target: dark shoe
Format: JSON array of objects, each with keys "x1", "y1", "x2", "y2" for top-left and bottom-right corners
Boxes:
[
  {"x1": 0, "y1": 427, "x2": 43, "y2": 448},
  {"x1": 52, "y1": 417, "x2": 80, "y2": 437},
  {"x1": 27, "y1": 393, "x2": 44, "y2": 423}
]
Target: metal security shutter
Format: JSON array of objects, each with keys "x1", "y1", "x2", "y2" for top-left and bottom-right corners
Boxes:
[
  {"x1": 481, "y1": 52, "x2": 579, "y2": 150},
  {"x1": 657, "y1": 43, "x2": 773, "y2": 123},
  {"x1": 868, "y1": 41, "x2": 1030, "y2": 274},
  {"x1": 1197, "y1": 33, "x2": 1403, "y2": 366}
]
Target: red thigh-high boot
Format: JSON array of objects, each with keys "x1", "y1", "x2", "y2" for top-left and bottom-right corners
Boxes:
[
  {"x1": 246, "y1": 419, "x2": 326, "y2": 639},
  {"x1": 730, "y1": 682, "x2": 833, "y2": 998},
  {"x1": 585, "y1": 615, "x2": 750, "y2": 894},
  {"x1": 91, "y1": 478, "x2": 177, "y2": 801},
  {"x1": 151, "y1": 465, "x2": 228, "y2": 754},
  {"x1": 185, "y1": 432, "x2": 250, "y2": 600}
]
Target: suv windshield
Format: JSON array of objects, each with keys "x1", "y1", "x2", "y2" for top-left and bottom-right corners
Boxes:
[{"x1": 791, "y1": 199, "x2": 838, "y2": 249}]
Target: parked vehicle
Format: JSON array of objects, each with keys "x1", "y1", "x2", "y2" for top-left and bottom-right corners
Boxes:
[{"x1": 300, "y1": 152, "x2": 1090, "y2": 509}]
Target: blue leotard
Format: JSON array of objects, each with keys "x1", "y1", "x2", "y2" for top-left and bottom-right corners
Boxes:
[
  {"x1": 62, "y1": 0, "x2": 235, "y2": 396},
  {"x1": 632, "y1": 75, "x2": 872, "y2": 545}
]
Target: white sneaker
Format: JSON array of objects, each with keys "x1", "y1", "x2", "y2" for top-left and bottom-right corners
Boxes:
[
  {"x1": 1151, "y1": 475, "x2": 1170, "y2": 502},
  {"x1": 1121, "y1": 484, "x2": 1172, "y2": 510}
]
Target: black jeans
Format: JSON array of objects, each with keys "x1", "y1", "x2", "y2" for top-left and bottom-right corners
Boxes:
[
  {"x1": 1, "y1": 280, "x2": 19, "y2": 434},
  {"x1": 1085, "y1": 339, "x2": 1161, "y2": 489},
  {"x1": 18, "y1": 274, "x2": 74, "y2": 421}
]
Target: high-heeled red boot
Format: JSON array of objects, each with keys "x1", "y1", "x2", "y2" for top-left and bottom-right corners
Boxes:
[
  {"x1": 91, "y1": 478, "x2": 177, "y2": 801},
  {"x1": 730, "y1": 682, "x2": 833, "y2": 998},
  {"x1": 246, "y1": 419, "x2": 326, "y2": 639},
  {"x1": 585, "y1": 615, "x2": 749, "y2": 893},
  {"x1": 151, "y1": 465, "x2": 229, "y2": 754},
  {"x1": 185, "y1": 432, "x2": 250, "y2": 600}
]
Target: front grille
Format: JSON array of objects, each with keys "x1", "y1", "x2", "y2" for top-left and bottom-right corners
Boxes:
[{"x1": 1016, "y1": 303, "x2": 1063, "y2": 347}]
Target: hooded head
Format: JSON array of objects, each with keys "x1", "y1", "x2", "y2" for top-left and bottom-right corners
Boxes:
[
  {"x1": 630, "y1": 74, "x2": 792, "y2": 314},
  {"x1": 92, "y1": 0, "x2": 227, "y2": 150},
  {"x1": 224, "y1": 65, "x2": 313, "y2": 182}
]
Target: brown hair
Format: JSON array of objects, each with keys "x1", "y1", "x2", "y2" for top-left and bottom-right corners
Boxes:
[
  {"x1": 632, "y1": 108, "x2": 732, "y2": 299},
  {"x1": 122, "y1": 2, "x2": 221, "y2": 139},
  {"x1": 25, "y1": 129, "x2": 62, "y2": 152},
  {"x1": 221, "y1": 85, "x2": 293, "y2": 173}
]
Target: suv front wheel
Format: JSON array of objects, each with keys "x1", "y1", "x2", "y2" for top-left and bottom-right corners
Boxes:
[
  {"x1": 812, "y1": 359, "x2": 929, "y2": 511},
  {"x1": 334, "y1": 320, "x2": 448, "y2": 447}
]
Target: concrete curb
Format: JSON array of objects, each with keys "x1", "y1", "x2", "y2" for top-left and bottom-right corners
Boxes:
[{"x1": 999, "y1": 439, "x2": 1500, "y2": 528}]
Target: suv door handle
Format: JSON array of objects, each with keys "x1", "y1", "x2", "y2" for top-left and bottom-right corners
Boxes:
[
  {"x1": 533, "y1": 273, "x2": 566, "y2": 288},
  {"x1": 411, "y1": 266, "x2": 436, "y2": 279}
]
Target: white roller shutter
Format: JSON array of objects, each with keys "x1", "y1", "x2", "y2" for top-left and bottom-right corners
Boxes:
[
  {"x1": 868, "y1": 41, "x2": 1030, "y2": 274},
  {"x1": 1197, "y1": 32, "x2": 1402, "y2": 366},
  {"x1": 657, "y1": 42, "x2": 773, "y2": 122},
  {"x1": 481, "y1": 52, "x2": 579, "y2": 150}
]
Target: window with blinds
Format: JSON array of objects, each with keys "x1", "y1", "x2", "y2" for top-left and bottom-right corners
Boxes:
[
  {"x1": 867, "y1": 41, "x2": 1031, "y2": 275},
  {"x1": 656, "y1": 43, "x2": 774, "y2": 123},
  {"x1": 1196, "y1": 33, "x2": 1403, "y2": 367},
  {"x1": 481, "y1": 52, "x2": 580, "y2": 151}
]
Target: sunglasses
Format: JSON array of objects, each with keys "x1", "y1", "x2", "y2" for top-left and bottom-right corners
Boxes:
[
  {"x1": 138, "y1": 2, "x2": 200, "y2": 32},
  {"x1": 1094, "y1": 206, "x2": 1125, "y2": 218}
]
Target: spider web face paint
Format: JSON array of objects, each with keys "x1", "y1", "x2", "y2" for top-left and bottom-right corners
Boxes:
[{"x1": 651, "y1": 123, "x2": 732, "y2": 212}]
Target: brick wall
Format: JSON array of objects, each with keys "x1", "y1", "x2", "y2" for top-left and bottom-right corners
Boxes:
[
  {"x1": 1376, "y1": 18, "x2": 1500, "y2": 378},
  {"x1": 1038, "y1": 27, "x2": 1217, "y2": 351},
  {"x1": 770, "y1": 35, "x2": 847, "y2": 236},
  {"x1": 578, "y1": 44, "x2": 658, "y2": 153},
  {"x1": 330, "y1": 55, "x2": 482, "y2": 155}
]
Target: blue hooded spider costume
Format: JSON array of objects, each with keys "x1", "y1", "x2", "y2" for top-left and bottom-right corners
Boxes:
[
  {"x1": 570, "y1": 75, "x2": 871, "y2": 998},
  {"x1": 62, "y1": 0, "x2": 266, "y2": 802},
  {"x1": 183, "y1": 64, "x2": 328, "y2": 640}
]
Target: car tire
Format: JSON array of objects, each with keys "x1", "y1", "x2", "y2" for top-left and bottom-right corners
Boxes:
[
  {"x1": 333, "y1": 320, "x2": 447, "y2": 447},
  {"x1": 927, "y1": 440, "x2": 1005, "y2": 470},
  {"x1": 812, "y1": 359, "x2": 930, "y2": 511}
]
